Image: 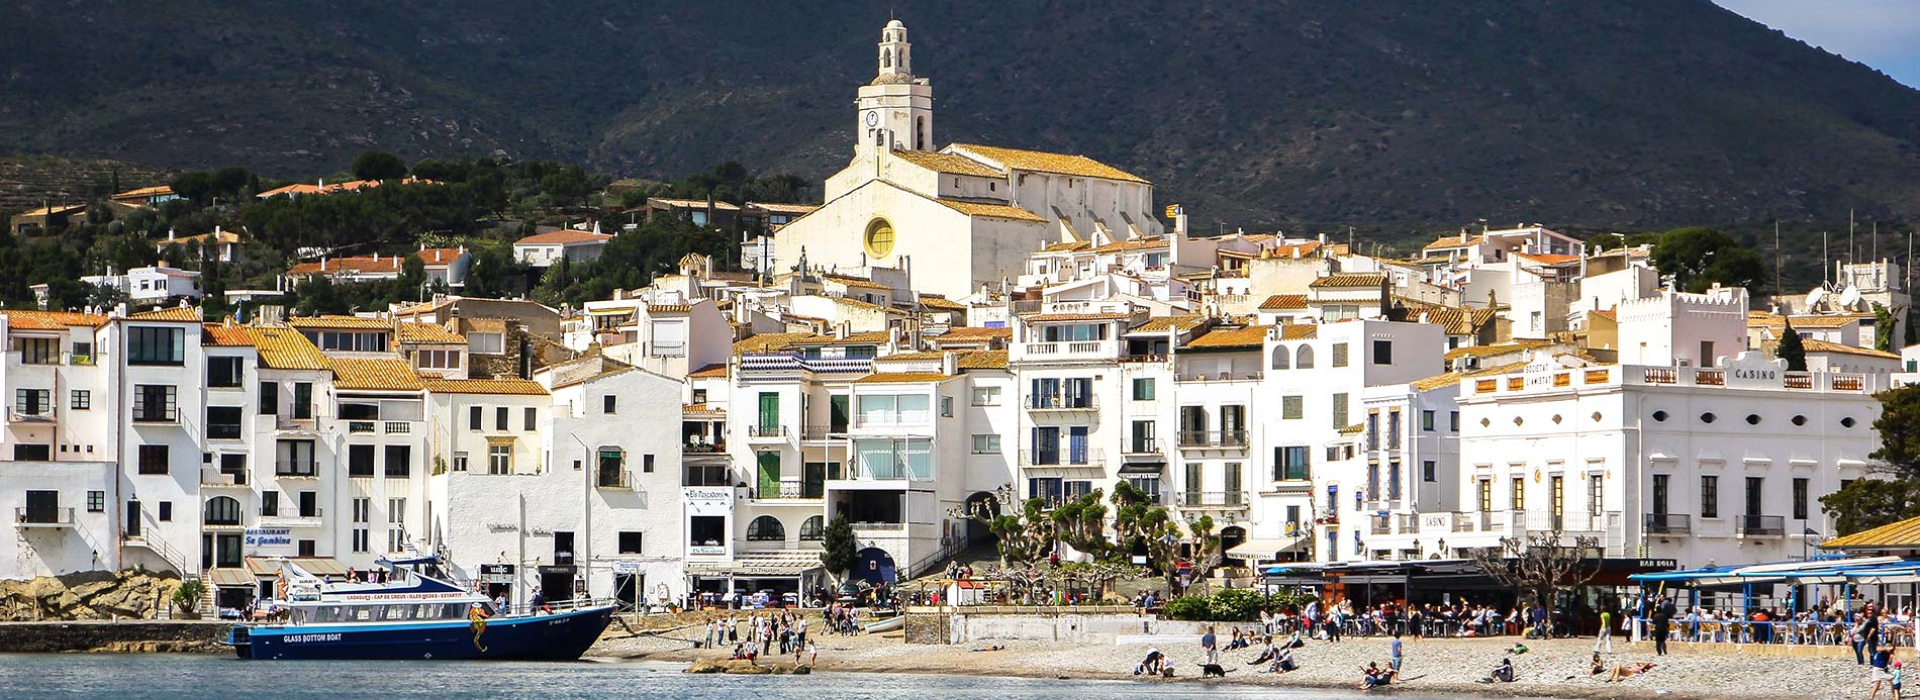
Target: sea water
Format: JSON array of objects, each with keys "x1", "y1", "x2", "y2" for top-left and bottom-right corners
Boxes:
[{"x1": 0, "y1": 654, "x2": 1527, "y2": 699}]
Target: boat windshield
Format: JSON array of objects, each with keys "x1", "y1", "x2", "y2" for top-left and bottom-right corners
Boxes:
[{"x1": 291, "y1": 602, "x2": 474, "y2": 625}]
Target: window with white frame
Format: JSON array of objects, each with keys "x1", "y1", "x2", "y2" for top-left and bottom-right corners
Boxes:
[
  {"x1": 468, "y1": 332, "x2": 505, "y2": 355},
  {"x1": 971, "y1": 434, "x2": 1001, "y2": 454},
  {"x1": 971, "y1": 386, "x2": 1001, "y2": 406}
]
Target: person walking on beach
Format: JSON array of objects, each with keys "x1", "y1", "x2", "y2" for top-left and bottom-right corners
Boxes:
[
  {"x1": 1201, "y1": 625, "x2": 1219, "y2": 664},
  {"x1": 1651, "y1": 595, "x2": 1674, "y2": 656},
  {"x1": 1595, "y1": 606, "x2": 1614, "y2": 654}
]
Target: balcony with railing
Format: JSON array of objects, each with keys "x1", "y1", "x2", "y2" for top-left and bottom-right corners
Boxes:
[
  {"x1": 749, "y1": 480, "x2": 826, "y2": 501},
  {"x1": 15, "y1": 506, "x2": 75, "y2": 528},
  {"x1": 746, "y1": 424, "x2": 789, "y2": 442},
  {"x1": 275, "y1": 416, "x2": 318, "y2": 434},
  {"x1": 1176, "y1": 491, "x2": 1248, "y2": 509},
  {"x1": 1645, "y1": 513, "x2": 1693, "y2": 535},
  {"x1": 1370, "y1": 515, "x2": 1392, "y2": 535},
  {"x1": 1178, "y1": 430, "x2": 1249, "y2": 449},
  {"x1": 1736, "y1": 514, "x2": 1786, "y2": 536},
  {"x1": 1026, "y1": 394, "x2": 1098, "y2": 411},
  {"x1": 1176, "y1": 371, "x2": 1264, "y2": 383},
  {"x1": 802, "y1": 424, "x2": 848, "y2": 441},
  {"x1": 348, "y1": 421, "x2": 377, "y2": 434},
  {"x1": 1123, "y1": 439, "x2": 1165, "y2": 456},
  {"x1": 1019, "y1": 449, "x2": 1106, "y2": 470}
]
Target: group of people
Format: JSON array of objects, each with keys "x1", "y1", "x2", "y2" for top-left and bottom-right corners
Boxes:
[
  {"x1": 1235, "y1": 596, "x2": 1579, "y2": 641},
  {"x1": 1643, "y1": 593, "x2": 1912, "y2": 657},
  {"x1": 698, "y1": 611, "x2": 820, "y2": 666}
]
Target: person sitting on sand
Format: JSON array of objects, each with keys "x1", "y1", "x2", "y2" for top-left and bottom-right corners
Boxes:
[
  {"x1": 1286, "y1": 629, "x2": 1305, "y2": 649},
  {"x1": 1247, "y1": 639, "x2": 1278, "y2": 665},
  {"x1": 1270, "y1": 647, "x2": 1299, "y2": 674},
  {"x1": 1481, "y1": 657, "x2": 1515, "y2": 683},
  {"x1": 1359, "y1": 662, "x2": 1391, "y2": 690},
  {"x1": 1508, "y1": 641, "x2": 1529, "y2": 655}
]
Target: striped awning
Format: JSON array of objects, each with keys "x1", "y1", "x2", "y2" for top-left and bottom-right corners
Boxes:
[
  {"x1": 245, "y1": 556, "x2": 350, "y2": 578},
  {"x1": 206, "y1": 568, "x2": 255, "y2": 587}
]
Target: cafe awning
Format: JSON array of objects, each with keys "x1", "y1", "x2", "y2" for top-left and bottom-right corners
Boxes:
[
  {"x1": 206, "y1": 568, "x2": 255, "y2": 587},
  {"x1": 245, "y1": 556, "x2": 350, "y2": 578},
  {"x1": 1226, "y1": 536, "x2": 1307, "y2": 561},
  {"x1": 1117, "y1": 462, "x2": 1165, "y2": 476}
]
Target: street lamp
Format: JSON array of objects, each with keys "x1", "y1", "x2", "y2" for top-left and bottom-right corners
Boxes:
[{"x1": 1802, "y1": 528, "x2": 1822, "y2": 561}]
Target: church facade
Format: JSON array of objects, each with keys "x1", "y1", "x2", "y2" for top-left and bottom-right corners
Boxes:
[{"x1": 774, "y1": 20, "x2": 1162, "y2": 299}]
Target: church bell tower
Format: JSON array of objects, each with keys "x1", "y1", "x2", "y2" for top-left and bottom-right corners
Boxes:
[{"x1": 855, "y1": 19, "x2": 934, "y2": 157}]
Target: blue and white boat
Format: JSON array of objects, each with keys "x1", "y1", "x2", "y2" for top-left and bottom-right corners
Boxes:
[{"x1": 225, "y1": 556, "x2": 613, "y2": 661}]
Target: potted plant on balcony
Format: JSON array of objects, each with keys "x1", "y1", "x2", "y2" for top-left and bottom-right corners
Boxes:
[{"x1": 170, "y1": 579, "x2": 207, "y2": 620}]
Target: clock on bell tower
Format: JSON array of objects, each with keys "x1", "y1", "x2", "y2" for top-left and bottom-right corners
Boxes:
[{"x1": 854, "y1": 19, "x2": 934, "y2": 157}]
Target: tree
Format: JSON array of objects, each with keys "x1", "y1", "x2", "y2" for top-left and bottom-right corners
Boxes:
[
  {"x1": 1648, "y1": 227, "x2": 1765, "y2": 293},
  {"x1": 351, "y1": 150, "x2": 408, "y2": 181},
  {"x1": 1050, "y1": 490, "x2": 1114, "y2": 561},
  {"x1": 983, "y1": 498, "x2": 1058, "y2": 567},
  {"x1": 1776, "y1": 318, "x2": 1808, "y2": 371},
  {"x1": 1820, "y1": 385, "x2": 1920, "y2": 535},
  {"x1": 1185, "y1": 516, "x2": 1224, "y2": 592},
  {"x1": 818, "y1": 515, "x2": 857, "y2": 582},
  {"x1": 1875, "y1": 304, "x2": 1897, "y2": 353},
  {"x1": 1820, "y1": 479, "x2": 1920, "y2": 536},
  {"x1": 1468, "y1": 530, "x2": 1603, "y2": 613}
]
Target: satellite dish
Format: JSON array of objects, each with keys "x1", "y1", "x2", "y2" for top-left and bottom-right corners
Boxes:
[
  {"x1": 1839, "y1": 285, "x2": 1863, "y2": 311},
  {"x1": 1806, "y1": 288, "x2": 1828, "y2": 312}
]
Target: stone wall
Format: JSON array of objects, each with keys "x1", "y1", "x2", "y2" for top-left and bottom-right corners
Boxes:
[
  {"x1": 905, "y1": 606, "x2": 1216, "y2": 645},
  {"x1": 0, "y1": 620, "x2": 228, "y2": 653}
]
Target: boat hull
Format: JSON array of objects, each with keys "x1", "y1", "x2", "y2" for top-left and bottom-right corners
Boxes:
[{"x1": 229, "y1": 606, "x2": 614, "y2": 661}]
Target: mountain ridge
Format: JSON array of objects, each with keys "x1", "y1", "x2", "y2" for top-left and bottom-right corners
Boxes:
[{"x1": 4, "y1": 0, "x2": 1919, "y2": 230}]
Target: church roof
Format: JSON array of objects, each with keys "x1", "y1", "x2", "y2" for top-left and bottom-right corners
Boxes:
[
  {"x1": 947, "y1": 144, "x2": 1149, "y2": 184},
  {"x1": 936, "y1": 199, "x2": 1047, "y2": 223},
  {"x1": 892, "y1": 150, "x2": 1002, "y2": 178}
]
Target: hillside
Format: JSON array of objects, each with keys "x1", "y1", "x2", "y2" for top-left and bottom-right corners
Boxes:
[{"x1": 5, "y1": 0, "x2": 1920, "y2": 230}]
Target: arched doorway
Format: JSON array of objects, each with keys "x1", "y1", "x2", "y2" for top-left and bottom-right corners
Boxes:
[
  {"x1": 963, "y1": 491, "x2": 1000, "y2": 545},
  {"x1": 1219, "y1": 525, "x2": 1247, "y2": 565},
  {"x1": 854, "y1": 547, "x2": 896, "y2": 585}
]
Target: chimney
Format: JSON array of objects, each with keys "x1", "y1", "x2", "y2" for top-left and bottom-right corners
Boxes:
[
  {"x1": 942, "y1": 351, "x2": 958, "y2": 376},
  {"x1": 167, "y1": 227, "x2": 176, "y2": 241}
]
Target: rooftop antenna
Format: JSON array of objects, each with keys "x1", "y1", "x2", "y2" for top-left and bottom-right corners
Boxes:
[
  {"x1": 1849, "y1": 209, "x2": 1856, "y2": 266},
  {"x1": 1823, "y1": 231, "x2": 1830, "y2": 288},
  {"x1": 1773, "y1": 220, "x2": 1781, "y2": 297}
]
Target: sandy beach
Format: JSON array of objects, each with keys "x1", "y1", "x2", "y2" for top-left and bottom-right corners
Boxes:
[{"x1": 591, "y1": 614, "x2": 1881, "y2": 700}]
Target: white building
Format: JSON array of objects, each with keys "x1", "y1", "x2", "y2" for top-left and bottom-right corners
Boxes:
[
  {"x1": 76, "y1": 266, "x2": 202, "y2": 306},
  {"x1": 1445, "y1": 351, "x2": 1881, "y2": 568},
  {"x1": 514, "y1": 228, "x2": 614, "y2": 268},
  {"x1": 773, "y1": 20, "x2": 1162, "y2": 299}
]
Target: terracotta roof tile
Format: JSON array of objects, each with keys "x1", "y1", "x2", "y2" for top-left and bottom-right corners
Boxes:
[
  {"x1": 733, "y1": 332, "x2": 819, "y2": 354},
  {"x1": 936, "y1": 199, "x2": 1047, "y2": 223},
  {"x1": 1258, "y1": 294, "x2": 1308, "y2": 310},
  {"x1": 1184, "y1": 325, "x2": 1270, "y2": 350},
  {"x1": 245, "y1": 327, "x2": 330, "y2": 370},
  {"x1": 1091, "y1": 236, "x2": 1168, "y2": 254},
  {"x1": 202, "y1": 325, "x2": 256, "y2": 347},
  {"x1": 3, "y1": 310, "x2": 108, "y2": 329},
  {"x1": 329, "y1": 357, "x2": 426, "y2": 391},
  {"x1": 396, "y1": 323, "x2": 466, "y2": 344},
  {"x1": 423, "y1": 378, "x2": 549, "y2": 395},
  {"x1": 1276, "y1": 324, "x2": 1318, "y2": 340},
  {"x1": 1023, "y1": 312, "x2": 1131, "y2": 322},
  {"x1": 956, "y1": 349, "x2": 1009, "y2": 369},
  {"x1": 1822, "y1": 515, "x2": 1920, "y2": 550},
  {"x1": 1309, "y1": 273, "x2": 1387, "y2": 289},
  {"x1": 917, "y1": 295, "x2": 967, "y2": 311},
  {"x1": 1801, "y1": 338, "x2": 1900, "y2": 359},
  {"x1": 689, "y1": 363, "x2": 729, "y2": 379},
  {"x1": 824, "y1": 274, "x2": 890, "y2": 291},
  {"x1": 126, "y1": 307, "x2": 202, "y2": 322},
  {"x1": 949, "y1": 143, "x2": 1149, "y2": 184},
  {"x1": 1130, "y1": 315, "x2": 1207, "y2": 333},
  {"x1": 934, "y1": 326, "x2": 1011, "y2": 340},
  {"x1": 891, "y1": 150, "x2": 1003, "y2": 178},
  {"x1": 515, "y1": 229, "x2": 613, "y2": 245},
  {"x1": 289, "y1": 315, "x2": 391, "y2": 330}
]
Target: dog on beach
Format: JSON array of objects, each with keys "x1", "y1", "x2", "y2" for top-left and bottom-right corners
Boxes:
[{"x1": 1201, "y1": 663, "x2": 1228, "y2": 678}]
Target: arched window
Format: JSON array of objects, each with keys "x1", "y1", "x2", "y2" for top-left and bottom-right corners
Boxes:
[
  {"x1": 204, "y1": 496, "x2": 241, "y2": 526},
  {"x1": 1271, "y1": 346, "x2": 1291, "y2": 370},
  {"x1": 1296, "y1": 345, "x2": 1315, "y2": 369},
  {"x1": 799, "y1": 515, "x2": 825, "y2": 542},
  {"x1": 882, "y1": 50, "x2": 892, "y2": 68},
  {"x1": 747, "y1": 515, "x2": 786, "y2": 542}
]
